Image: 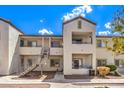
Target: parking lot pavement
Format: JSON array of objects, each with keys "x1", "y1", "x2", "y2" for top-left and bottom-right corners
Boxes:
[{"x1": 49, "y1": 83, "x2": 124, "y2": 88}]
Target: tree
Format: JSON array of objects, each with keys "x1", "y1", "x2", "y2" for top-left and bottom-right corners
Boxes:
[
  {"x1": 111, "y1": 6, "x2": 124, "y2": 35},
  {"x1": 108, "y1": 6, "x2": 124, "y2": 54}
]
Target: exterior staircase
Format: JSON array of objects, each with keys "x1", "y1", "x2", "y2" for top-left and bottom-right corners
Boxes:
[{"x1": 18, "y1": 47, "x2": 49, "y2": 77}]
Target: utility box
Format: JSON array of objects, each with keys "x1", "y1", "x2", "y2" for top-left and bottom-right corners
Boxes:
[{"x1": 89, "y1": 69, "x2": 95, "y2": 76}]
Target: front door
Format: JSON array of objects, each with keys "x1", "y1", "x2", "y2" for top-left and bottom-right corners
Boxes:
[
  {"x1": 72, "y1": 59, "x2": 82, "y2": 69},
  {"x1": 21, "y1": 58, "x2": 24, "y2": 72}
]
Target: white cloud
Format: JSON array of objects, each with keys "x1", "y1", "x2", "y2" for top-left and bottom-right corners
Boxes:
[
  {"x1": 104, "y1": 22, "x2": 111, "y2": 29},
  {"x1": 98, "y1": 31, "x2": 111, "y2": 36},
  {"x1": 40, "y1": 20, "x2": 43, "y2": 23},
  {"x1": 97, "y1": 31, "x2": 121, "y2": 36},
  {"x1": 38, "y1": 28, "x2": 53, "y2": 35},
  {"x1": 62, "y1": 5, "x2": 93, "y2": 22},
  {"x1": 113, "y1": 32, "x2": 121, "y2": 36}
]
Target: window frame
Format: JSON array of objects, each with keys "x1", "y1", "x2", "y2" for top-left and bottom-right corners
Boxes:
[
  {"x1": 27, "y1": 41, "x2": 37, "y2": 47},
  {"x1": 51, "y1": 41, "x2": 61, "y2": 47},
  {"x1": 78, "y1": 20, "x2": 82, "y2": 29},
  {"x1": 97, "y1": 59, "x2": 107, "y2": 66},
  {"x1": 115, "y1": 59, "x2": 124, "y2": 68},
  {"x1": 72, "y1": 58, "x2": 83, "y2": 69},
  {"x1": 96, "y1": 39, "x2": 102, "y2": 47},
  {"x1": 50, "y1": 59, "x2": 60, "y2": 67}
]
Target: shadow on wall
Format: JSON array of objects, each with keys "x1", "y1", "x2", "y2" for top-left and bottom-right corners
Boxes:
[{"x1": 9, "y1": 37, "x2": 21, "y2": 75}]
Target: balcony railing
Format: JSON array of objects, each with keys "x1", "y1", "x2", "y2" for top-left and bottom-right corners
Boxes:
[
  {"x1": 72, "y1": 64, "x2": 92, "y2": 69},
  {"x1": 20, "y1": 45, "x2": 42, "y2": 47},
  {"x1": 72, "y1": 41, "x2": 92, "y2": 44},
  {"x1": 20, "y1": 47, "x2": 42, "y2": 55},
  {"x1": 51, "y1": 45, "x2": 63, "y2": 48}
]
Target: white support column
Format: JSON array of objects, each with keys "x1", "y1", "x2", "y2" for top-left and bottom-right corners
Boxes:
[
  {"x1": 24, "y1": 40, "x2": 27, "y2": 47},
  {"x1": 49, "y1": 37, "x2": 51, "y2": 48},
  {"x1": 42, "y1": 37, "x2": 44, "y2": 47}
]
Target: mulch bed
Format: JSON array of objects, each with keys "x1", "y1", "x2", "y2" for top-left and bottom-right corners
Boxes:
[
  {"x1": 43, "y1": 71, "x2": 56, "y2": 79},
  {"x1": 0, "y1": 83, "x2": 50, "y2": 88},
  {"x1": 14, "y1": 71, "x2": 56, "y2": 80},
  {"x1": 64, "y1": 75, "x2": 124, "y2": 79},
  {"x1": 64, "y1": 75, "x2": 95, "y2": 79}
]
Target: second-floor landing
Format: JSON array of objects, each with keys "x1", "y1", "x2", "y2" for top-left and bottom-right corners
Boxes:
[
  {"x1": 19, "y1": 35, "x2": 63, "y2": 56},
  {"x1": 20, "y1": 35, "x2": 63, "y2": 48}
]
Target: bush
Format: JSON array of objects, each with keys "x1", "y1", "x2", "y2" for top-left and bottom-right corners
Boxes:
[
  {"x1": 97, "y1": 66, "x2": 110, "y2": 77},
  {"x1": 106, "y1": 65, "x2": 117, "y2": 72},
  {"x1": 114, "y1": 71, "x2": 121, "y2": 76}
]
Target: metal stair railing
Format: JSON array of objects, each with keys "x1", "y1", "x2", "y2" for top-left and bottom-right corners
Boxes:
[
  {"x1": 18, "y1": 47, "x2": 50, "y2": 77},
  {"x1": 39, "y1": 47, "x2": 49, "y2": 75},
  {"x1": 18, "y1": 63, "x2": 39, "y2": 77}
]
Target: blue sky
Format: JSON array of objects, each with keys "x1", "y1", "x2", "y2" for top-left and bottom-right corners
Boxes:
[{"x1": 0, "y1": 5, "x2": 121, "y2": 35}]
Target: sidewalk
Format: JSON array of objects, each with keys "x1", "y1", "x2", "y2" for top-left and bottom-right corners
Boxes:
[{"x1": 1, "y1": 73, "x2": 124, "y2": 84}]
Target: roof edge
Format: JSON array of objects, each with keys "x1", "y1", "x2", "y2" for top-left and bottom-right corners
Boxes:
[
  {"x1": 63, "y1": 16, "x2": 96, "y2": 25},
  {"x1": 96, "y1": 36, "x2": 124, "y2": 38},
  {"x1": 0, "y1": 17, "x2": 24, "y2": 34},
  {"x1": 19, "y1": 35, "x2": 63, "y2": 37}
]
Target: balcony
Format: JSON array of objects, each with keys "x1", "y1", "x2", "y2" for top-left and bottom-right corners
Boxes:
[
  {"x1": 50, "y1": 47, "x2": 63, "y2": 55},
  {"x1": 72, "y1": 40, "x2": 92, "y2": 44},
  {"x1": 20, "y1": 47, "x2": 42, "y2": 55},
  {"x1": 71, "y1": 44, "x2": 94, "y2": 53}
]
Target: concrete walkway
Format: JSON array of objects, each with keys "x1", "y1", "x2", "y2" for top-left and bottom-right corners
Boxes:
[
  {"x1": 1, "y1": 73, "x2": 124, "y2": 87},
  {"x1": 43, "y1": 72, "x2": 124, "y2": 83}
]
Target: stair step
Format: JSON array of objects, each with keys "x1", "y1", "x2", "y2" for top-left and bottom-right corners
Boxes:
[{"x1": 19, "y1": 47, "x2": 49, "y2": 78}]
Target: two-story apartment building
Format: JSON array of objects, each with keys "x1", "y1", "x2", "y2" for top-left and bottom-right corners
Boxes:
[{"x1": 0, "y1": 16, "x2": 124, "y2": 76}]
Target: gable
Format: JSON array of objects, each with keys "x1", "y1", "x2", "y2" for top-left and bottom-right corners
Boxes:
[{"x1": 63, "y1": 16, "x2": 96, "y2": 25}]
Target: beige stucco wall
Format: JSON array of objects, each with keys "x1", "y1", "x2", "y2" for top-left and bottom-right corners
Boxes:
[
  {"x1": 96, "y1": 37, "x2": 118, "y2": 65},
  {"x1": 63, "y1": 18, "x2": 96, "y2": 75},
  {"x1": 0, "y1": 20, "x2": 23, "y2": 75},
  {"x1": 0, "y1": 20, "x2": 9, "y2": 75},
  {"x1": 96, "y1": 37, "x2": 124, "y2": 73},
  {"x1": 21, "y1": 55, "x2": 63, "y2": 72},
  {"x1": 8, "y1": 25, "x2": 23, "y2": 74}
]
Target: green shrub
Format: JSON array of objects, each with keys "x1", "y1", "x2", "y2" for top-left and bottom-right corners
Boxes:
[
  {"x1": 114, "y1": 71, "x2": 121, "y2": 76},
  {"x1": 106, "y1": 65, "x2": 117, "y2": 72}
]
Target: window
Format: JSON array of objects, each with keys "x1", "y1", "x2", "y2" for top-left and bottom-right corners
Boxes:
[
  {"x1": 78, "y1": 20, "x2": 82, "y2": 29},
  {"x1": 97, "y1": 59, "x2": 107, "y2": 66},
  {"x1": 28, "y1": 59, "x2": 32, "y2": 66},
  {"x1": 20, "y1": 40, "x2": 24, "y2": 47},
  {"x1": 96, "y1": 40, "x2": 102, "y2": 47},
  {"x1": 50, "y1": 59, "x2": 60, "y2": 67},
  {"x1": 96, "y1": 39, "x2": 108, "y2": 48},
  {"x1": 51, "y1": 41, "x2": 61, "y2": 47},
  {"x1": 27, "y1": 41, "x2": 37, "y2": 47},
  {"x1": 115, "y1": 59, "x2": 124, "y2": 67}
]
